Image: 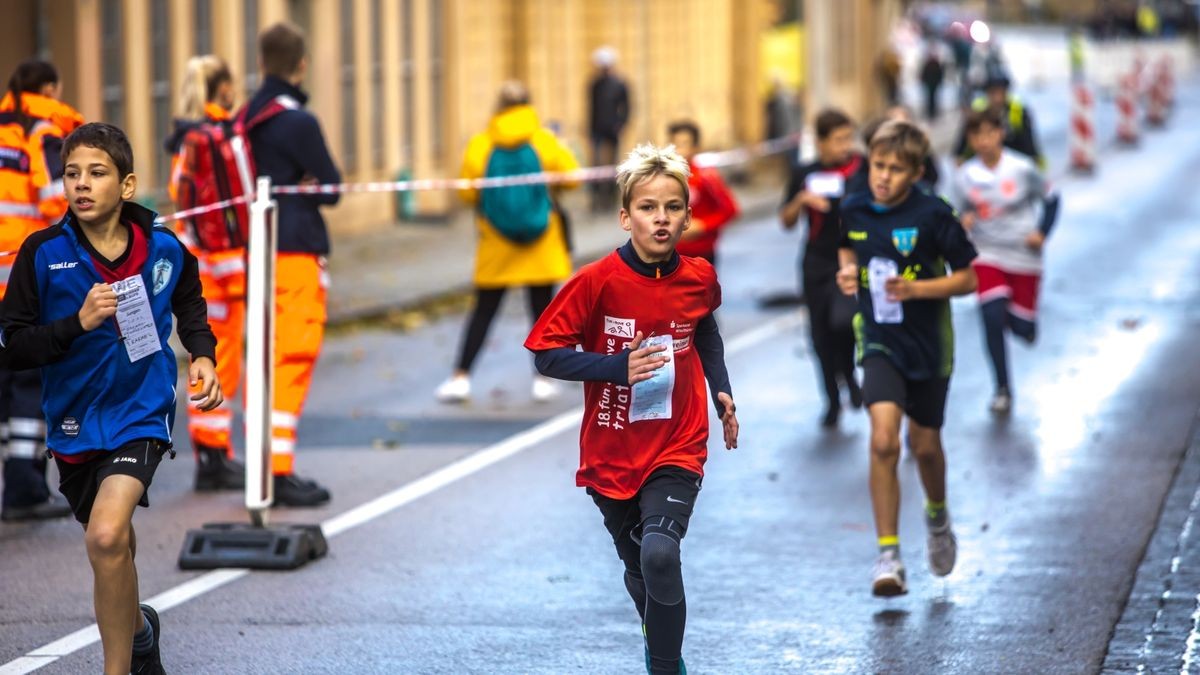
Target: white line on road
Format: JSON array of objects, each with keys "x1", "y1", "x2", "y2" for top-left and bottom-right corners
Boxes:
[{"x1": 0, "y1": 310, "x2": 802, "y2": 674}]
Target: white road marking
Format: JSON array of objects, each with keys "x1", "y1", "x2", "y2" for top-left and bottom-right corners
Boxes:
[{"x1": 0, "y1": 311, "x2": 801, "y2": 674}]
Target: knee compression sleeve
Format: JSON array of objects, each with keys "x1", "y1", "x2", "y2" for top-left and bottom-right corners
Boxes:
[{"x1": 640, "y1": 517, "x2": 685, "y2": 606}]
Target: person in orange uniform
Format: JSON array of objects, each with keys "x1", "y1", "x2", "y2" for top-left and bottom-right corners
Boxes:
[
  {"x1": 164, "y1": 55, "x2": 245, "y2": 492},
  {"x1": 0, "y1": 59, "x2": 83, "y2": 521},
  {"x1": 242, "y1": 23, "x2": 341, "y2": 507},
  {"x1": 667, "y1": 120, "x2": 739, "y2": 266}
]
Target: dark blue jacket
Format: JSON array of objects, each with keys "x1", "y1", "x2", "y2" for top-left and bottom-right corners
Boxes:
[
  {"x1": 243, "y1": 76, "x2": 342, "y2": 254},
  {"x1": 0, "y1": 202, "x2": 216, "y2": 455}
]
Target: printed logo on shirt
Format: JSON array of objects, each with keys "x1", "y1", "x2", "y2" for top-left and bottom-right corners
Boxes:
[
  {"x1": 48, "y1": 262, "x2": 79, "y2": 270},
  {"x1": 673, "y1": 336, "x2": 691, "y2": 353},
  {"x1": 60, "y1": 417, "x2": 80, "y2": 437},
  {"x1": 847, "y1": 230, "x2": 868, "y2": 241},
  {"x1": 152, "y1": 259, "x2": 173, "y2": 295},
  {"x1": 604, "y1": 316, "x2": 635, "y2": 338},
  {"x1": 891, "y1": 228, "x2": 918, "y2": 257}
]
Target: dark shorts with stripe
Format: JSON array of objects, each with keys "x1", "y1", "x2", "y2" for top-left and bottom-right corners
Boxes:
[{"x1": 54, "y1": 439, "x2": 173, "y2": 524}]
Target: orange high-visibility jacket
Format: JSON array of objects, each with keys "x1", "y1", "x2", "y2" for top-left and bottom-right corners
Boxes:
[{"x1": 0, "y1": 92, "x2": 84, "y2": 296}]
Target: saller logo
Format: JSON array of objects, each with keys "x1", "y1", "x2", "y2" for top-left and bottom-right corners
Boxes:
[
  {"x1": 48, "y1": 262, "x2": 78, "y2": 270},
  {"x1": 61, "y1": 417, "x2": 80, "y2": 437}
]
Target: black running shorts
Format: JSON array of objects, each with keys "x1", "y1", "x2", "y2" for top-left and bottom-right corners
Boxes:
[
  {"x1": 54, "y1": 439, "x2": 173, "y2": 524},
  {"x1": 588, "y1": 465, "x2": 703, "y2": 546},
  {"x1": 861, "y1": 355, "x2": 951, "y2": 429}
]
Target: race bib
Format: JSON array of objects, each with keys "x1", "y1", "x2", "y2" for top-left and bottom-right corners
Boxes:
[
  {"x1": 805, "y1": 171, "x2": 846, "y2": 198},
  {"x1": 630, "y1": 334, "x2": 674, "y2": 422},
  {"x1": 867, "y1": 257, "x2": 904, "y2": 324},
  {"x1": 111, "y1": 275, "x2": 162, "y2": 362}
]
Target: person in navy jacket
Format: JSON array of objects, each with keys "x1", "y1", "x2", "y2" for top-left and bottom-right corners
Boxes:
[{"x1": 0, "y1": 122, "x2": 220, "y2": 675}]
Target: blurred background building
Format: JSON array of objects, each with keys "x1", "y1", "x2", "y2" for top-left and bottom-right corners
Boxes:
[{"x1": 0, "y1": 0, "x2": 908, "y2": 231}]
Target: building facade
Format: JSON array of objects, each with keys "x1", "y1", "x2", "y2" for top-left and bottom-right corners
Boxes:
[{"x1": 0, "y1": 0, "x2": 898, "y2": 234}]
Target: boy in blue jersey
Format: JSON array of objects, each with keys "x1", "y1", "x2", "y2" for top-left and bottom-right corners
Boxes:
[
  {"x1": 836, "y1": 120, "x2": 977, "y2": 597},
  {"x1": 0, "y1": 122, "x2": 221, "y2": 674}
]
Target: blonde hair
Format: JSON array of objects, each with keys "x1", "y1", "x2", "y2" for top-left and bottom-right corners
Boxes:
[
  {"x1": 867, "y1": 119, "x2": 930, "y2": 171},
  {"x1": 178, "y1": 55, "x2": 232, "y2": 120},
  {"x1": 616, "y1": 143, "x2": 691, "y2": 211}
]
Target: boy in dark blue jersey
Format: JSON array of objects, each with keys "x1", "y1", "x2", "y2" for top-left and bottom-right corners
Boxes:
[
  {"x1": 836, "y1": 120, "x2": 977, "y2": 597},
  {"x1": 1, "y1": 123, "x2": 220, "y2": 674}
]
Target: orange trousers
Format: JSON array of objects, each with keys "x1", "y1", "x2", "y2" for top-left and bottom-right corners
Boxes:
[
  {"x1": 270, "y1": 253, "x2": 328, "y2": 476},
  {"x1": 187, "y1": 249, "x2": 246, "y2": 457}
]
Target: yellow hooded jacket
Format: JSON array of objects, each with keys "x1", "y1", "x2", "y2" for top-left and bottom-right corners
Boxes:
[{"x1": 459, "y1": 104, "x2": 579, "y2": 288}]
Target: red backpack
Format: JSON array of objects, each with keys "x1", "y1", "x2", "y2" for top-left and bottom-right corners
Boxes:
[{"x1": 173, "y1": 96, "x2": 295, "y2": 251}]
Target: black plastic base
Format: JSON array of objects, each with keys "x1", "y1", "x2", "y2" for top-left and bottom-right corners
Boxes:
[{"x1": 178, "y1": 522, "x2": 328, "y2": 570}]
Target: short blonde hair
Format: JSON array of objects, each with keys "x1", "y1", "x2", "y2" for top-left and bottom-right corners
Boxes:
[
  {"x1": 616, "y1": 143, "x2": 691, "y2": 211},
  {"x1": 867, "y1": 120, "x2": 930, "y2": 172}
]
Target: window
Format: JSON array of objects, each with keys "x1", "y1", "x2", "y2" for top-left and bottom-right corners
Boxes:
[
  {"x1": 195, "y1": 0, "x2": 213, "y2": 56},
  {"x1": 101, "y1": 0, "x2": 125, "y2": 127},
  {"x1": 371, "y1": 0, "x2": 384, "y2": 170},
  {"x1": 400, "y1": 0, "x2": 415, "y2": 169},
  {"x1": 340, "y1": 0, "x2": 357, "y2": 172},
  {"x1": 244, "y1": 0, "x2": 260, "y2": 98},
  {"x1": 151, "y1": 0, "x2": 171, "y2": 189}
]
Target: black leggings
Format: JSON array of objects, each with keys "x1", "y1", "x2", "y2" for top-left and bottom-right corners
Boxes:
[
  {"x1": 805, "y1": 275, "x2": 858, "y2": 408},
  {"x1": 456, "y1": 285, "x2": 554, "y2": 372}
]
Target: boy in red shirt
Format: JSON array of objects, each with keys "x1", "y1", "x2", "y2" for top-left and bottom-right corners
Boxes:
[
  {"x1": 526, "y1": 144, "x2": 738, "y2": 674},
  {"x1": 668, "y1": 120, "x2": 739, "y2": 266}
]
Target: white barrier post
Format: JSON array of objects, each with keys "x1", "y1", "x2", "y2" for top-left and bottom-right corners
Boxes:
[
  {"x1": 1116, "y1": 69, "x2": 1140, "y2": 145},
  {"x1": 1070, "y1": 82, "x2": 1097, "y2": 173},
  {"x1": 244, "y1": 176, "x2": 276, "y2": 525}
]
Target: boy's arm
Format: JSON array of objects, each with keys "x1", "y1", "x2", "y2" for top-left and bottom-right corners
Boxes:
[
  {"x1": 169, "y1": 243, "x2": 218, "y2": 364},
  {"x1": 693, "y1": 312, "x2": 732, "y2": 414},
  {"x1": 0, "y1": 240, "x2": 87, "y2": 370},
  {"x1": 836, "y1": 245, "x2": 860, "y2": 296},
  {"x1": 287, "y1": 114, "x2": 342, "y2": 206},
  {"x1": 779, "y1": 167, "x2": 809, "y2": 229}
]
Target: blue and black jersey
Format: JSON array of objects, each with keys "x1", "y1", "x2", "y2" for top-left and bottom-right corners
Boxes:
[{"x1": 838, "y1": 189, "x2": 976, "y2": 380}]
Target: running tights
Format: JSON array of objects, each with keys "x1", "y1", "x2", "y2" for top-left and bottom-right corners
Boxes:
[{"x1": 456, "y1": 285, "x2": 553, "y2": 372}]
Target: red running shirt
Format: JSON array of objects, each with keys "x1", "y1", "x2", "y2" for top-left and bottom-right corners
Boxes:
[{"x1": 525, "y1": 250, "x2": 721, "y2": 499}]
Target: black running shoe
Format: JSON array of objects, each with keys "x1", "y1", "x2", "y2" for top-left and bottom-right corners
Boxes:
[
  {"x1": 130, "y1": 604, "x2": 165, "y2": 675},
  {"x1": 821, "y1": 404, "x2": 841, "y2": 429},
  {"x1": 274, "y1": 474, "x2": 331, "y2": 507},
  {"x1": 1, "y1": 495, "x2": 71, "y2": 522},
  {"x1": 194, "y1": 446, "x2": 245, "y2": 492}
]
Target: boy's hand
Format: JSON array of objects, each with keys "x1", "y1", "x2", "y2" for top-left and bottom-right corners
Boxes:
[
  {"x1": 189, "y1": 357, "x2": 223, "y2": 411},
  {"x1": 717, "y1": 392, "x2": 739, "y2": 450},
  {"x1": 885, "y1": 276, "x2": 918, "y2": 301},
  {"x1": 78, "y1": 283, "x2": 118, "y2": 331},
  {"x1": 801, "y1": 190, "x2": 832, "y2": 213},
  {"x1": 627, "y1": 331, "x2": 669, "y2": 385},
  {"x1": 1025, "y1": 231, "x2": 1045, "y2": 252},
  {"x1": 836, "y1": 263, "x2": 860, "y2": 296},
  {"x1": 960, "y1": 212, "x2": 977, "y2": 231}
]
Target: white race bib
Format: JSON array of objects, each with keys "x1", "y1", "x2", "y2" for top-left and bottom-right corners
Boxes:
[
  {"x1": 867, "y1": 257, "x2": 904, "y2": 324},
  {"x1": 111, "y1": 275, "x2": 162, "y2": 362},
  {"x1": 630, "y1": 334, "x2": 675, "y2": 422},
  {"x1": 805, "y1": 171, "x2": 846, "y2": 198}
]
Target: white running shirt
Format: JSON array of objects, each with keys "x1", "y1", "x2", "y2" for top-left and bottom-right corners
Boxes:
[{"x1": 951, "y1": 150, "x2": 1047, "y2": 273}]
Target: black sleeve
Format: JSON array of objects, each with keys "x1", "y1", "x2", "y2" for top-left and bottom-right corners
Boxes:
[
  {"x1": 533, "y1": 347, "x2": 629, "y2": 384},
  {"x1": 1039, "y1": 191, "x2": 1060, "y2": 236},
  {"x1": 286, "y1": 114, "x2": 342, "y2": 206},
  {"x1": 933, "y1": 207, "x2": 978, "y2": 270},
  {"x1": 169, "y1": 241, "x2": 218, "y2": 364},
  {"x1": 781, "y1": 164, "x2": 809, "y2": 207},
  {"x1": 954, "y1": 123, "x2": 970, "y2": 159},
  {"x1": 0, "y1": 238, "x2": 86, "y2": 370},
  {"x1": 694, "y1": 313, "x2": 732, "y2": 414},
  {"x1": 923, "y1": 155, "x2": 940, "y2": 187},
  {"x1": 1019, "y1": 109, "x2": 1045, "y2": 168},
  {"x1": 838, "y1": 201, "x2": 855, "y2": 249}
]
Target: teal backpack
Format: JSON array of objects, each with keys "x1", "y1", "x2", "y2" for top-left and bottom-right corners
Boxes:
[{"x1": 479, "y1": 143, "x2": 551, "y2": 244}]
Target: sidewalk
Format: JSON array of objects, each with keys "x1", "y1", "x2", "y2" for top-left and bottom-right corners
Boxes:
[{"x1": 324, "y1": 111, "x2": 964, "y2": 327}]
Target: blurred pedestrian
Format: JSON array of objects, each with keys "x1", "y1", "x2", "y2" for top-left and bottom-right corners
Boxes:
[
  {"x1": 876, "y1": 46, "x2": 903, "y2": 107},
  {"x1": 668, "y1": 120, "x2": 739, "y2": 267},
  {"x1": 436, "y1": 81, "x2": 580, "y2": 404},
  {"x1": 588, "y1": 46, "x2": 630, "y2": 212},
  {"x1": 951, "y1": 108, "x2": 1052, "y2": 415},
  {"x1": 836, "y1": 120, "x2": 977, "y2": 597},
  {"x1": 0, "y1": 58, "x2": 82, "y2": 522},
  {"x1": 163, "y1": 55, "x2": 246, "y2": 493},
  {"x1": 954, "y1": 73, "x2": 1044, "y2": 167},
  {"x1": 1, "y1": 121, "x2": 221, "y2": 675},
  {"x1": 920, "y1": 44, "x2": 946, "y2": 120},
  {"x1": 525, "y1": 143, "x2": 737, "y2": 675},
  {"x1": 781, "y1": 109, "x2": 867, "y2": 428},
  {"x1": 242, "y1": 23, "x2": 342, "y2": 506}
]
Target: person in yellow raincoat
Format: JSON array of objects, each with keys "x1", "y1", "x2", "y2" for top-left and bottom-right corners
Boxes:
[{"x1": 436, "y1": 81, "x2": 580, "y2": 403}]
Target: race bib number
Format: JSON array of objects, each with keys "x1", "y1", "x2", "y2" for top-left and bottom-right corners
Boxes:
[
  {"x1": 111, "y1": 275, "x2": 162, "y2": 362},
  {"x1": 805, "y1": 171, "x2": 845, "y2": 198},
  {"x1": 867, "y1": 257, "x2": 904, "y2": 324},
  {"x1": 630, "y1": 334, "x2": 674, "y2": 422}
]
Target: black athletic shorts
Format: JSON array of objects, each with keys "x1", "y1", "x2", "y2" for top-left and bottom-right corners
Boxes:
[
  {"x1": 54, "y1": 439, "x2": 173, "y2": 524},
  {"x1": 862, "y1": 356, "x2": 951, "y2": 429},
  {"x1": 588, "y1": 465, "x2": 703, "y2": 548}
]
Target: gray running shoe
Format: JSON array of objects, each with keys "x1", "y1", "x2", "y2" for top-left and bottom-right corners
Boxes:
[
  {"x1": 989, "y1": 389, "x2": 1012, "y2": 415},
  {"x1": 927, "y1": 520, "x2": 958, "y2": 577},
  {"x1": 871, "y1": 550, "x2": 908, "y2": 597}
]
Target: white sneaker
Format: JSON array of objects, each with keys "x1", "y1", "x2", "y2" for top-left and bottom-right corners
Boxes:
[
  {"x1": 927, "y1": 520, "x2": 958, "y2": 577},
  {"x1": 871, "y1": 550, "x2": 908, "y2": 597},
  {"x1": 989, "y1": 389, "x2": 1012, "y2": 415},
  {"x1": 435, "y1": 375, "x2": 471, "y2": 403},
  {"x1": 531, "y1": 376, "x2": 560, "y2": 403}
]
